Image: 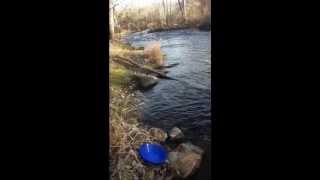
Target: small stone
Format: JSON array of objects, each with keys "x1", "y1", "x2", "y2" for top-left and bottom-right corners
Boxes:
[
  {"x1": 169, "y1": 127, "x2": 184, "y2": 141},
  {"x1": 132, "y1": 160, "x2": 137, "y2": 167},
  {"x1": 149, "y1": 128, "x2": 168, "y2": 142}
]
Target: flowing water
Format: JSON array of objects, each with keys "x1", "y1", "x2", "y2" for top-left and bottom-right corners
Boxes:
[{"x1": 123, "y1": 29, "x2": 213, "y2": 179}]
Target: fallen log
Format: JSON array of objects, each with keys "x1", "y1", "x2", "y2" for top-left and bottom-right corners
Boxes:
[
  {"x1": 154, "y1": 63, "x2": 180, "y2": 69},
  {"x1": 164, "y1": 63, "x2": 179, "y2": 68},
  {"x1": 112, "y1": 55, "x2": 176, "y2": 80}
]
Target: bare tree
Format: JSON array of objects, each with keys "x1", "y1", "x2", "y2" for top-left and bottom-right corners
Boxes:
[
  {"x1": 110, "y1": 2, "x2": 114, "y2": 39},
  {"x1": 177, "y1": 0, "x2": 187, "y2": 22},
  {"x1": 162, "y1": 0, "x2": 168, "y2": 26},
  {"x1": 109, "y1": 0, "x2": 123, "y2": 40},
  {"x1": 166, "y1": 0, "x2": 169, "y2": 25},
  {"x1": 183, "y1": 0, "x2": 187, "y2": 18},
  {"x1": 169, "y1": 0, "x2": 172, "y2": 23}
]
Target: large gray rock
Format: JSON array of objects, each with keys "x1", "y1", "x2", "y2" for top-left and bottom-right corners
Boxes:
[
  {"x1": 168, "y1": 142, "x2": 204, "y2": 179},
  {"x1": 149, "y1": 128, "x2": 168, "y2": 142},
  {"x1": 168, "y1": 151, "x2": 179, "y2": 163},
  {"x1": 134, "y1": 74, "x2": 159, "y2": 90},
  {"x1": 169, "y1": 127, "x2": 184, "y2": 141},
  {"x1": 169, "y1": 151, "x2": 202, "y2": 179}
]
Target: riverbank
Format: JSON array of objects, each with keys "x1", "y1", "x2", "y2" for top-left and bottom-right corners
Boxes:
[
  {"x1": 115, "y1": 23, "x2": 210, "y2": 38},
  {"x1": 147, "y1": 21, "x2": 211, "y2": 33},
  {"x1": 110, "y1": 36, "x2": 208, "y2": 179},
  {"x1": 110, "y1": 41, "x2": 170, "y2": 179},
  {"x1": 113, "y1": 21, "x2": 210, "y2": 41}
]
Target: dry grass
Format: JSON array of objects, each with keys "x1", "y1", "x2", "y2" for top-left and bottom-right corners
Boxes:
[
  {"x1": 143, "y1": 41, "x2": 164, "y2": 67},
  {"x1": 109, "y1": 42, "x2": 172, "y2": 180},
  {"x1": 110, "y1": 87, "x2": 173, "y2": 180},
  {"x1": 110, "y1": 41, "x2": 145, "y2": 64},
  {"x1": 111, "y1": 42, "x2": 143, "y2": 56}
]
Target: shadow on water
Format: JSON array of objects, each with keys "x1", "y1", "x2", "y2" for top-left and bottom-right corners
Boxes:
[{"x1": 124, "y1": 29, "x2": 213, "y2": 179}]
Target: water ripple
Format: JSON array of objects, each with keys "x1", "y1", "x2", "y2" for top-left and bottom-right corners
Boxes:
[{"x1": 125, "y1": 29, "x2": 212, "y2": 141}]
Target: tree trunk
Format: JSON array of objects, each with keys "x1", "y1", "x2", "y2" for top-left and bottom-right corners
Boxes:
[
  {"x1": 183, "y1": 0, "x2": 187, "y2": 18},
  {"x1": 178, "y1": 0, "x2": 186, "y2": 23},
  {"x1": 109, "y1": 4, "x2": 115, "y2": 40},
  {"x1": 165, "y1": 0, "x2": 169, "y2": 26},
  {"x1": 162, "y1": 0, "x2": 165, "y2": 26}
]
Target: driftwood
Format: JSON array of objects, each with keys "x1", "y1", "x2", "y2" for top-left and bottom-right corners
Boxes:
[
  {"x1": 112, "y1": 55, "x2": 176, "y2": 80},
  {"x1": 164, "y1": 63, "x2": 179, "y2": 68},
  {"x1": 155, "y1": 63, "x2": 180, "y2": 69}
]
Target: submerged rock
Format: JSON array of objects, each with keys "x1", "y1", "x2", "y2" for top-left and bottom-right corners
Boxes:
[
  {"x1": 169, "y1": 127, "x2": 184, "y2": 141},
  {"x1": 149, "y1": 128, "x2": 168, "y2": 142}
]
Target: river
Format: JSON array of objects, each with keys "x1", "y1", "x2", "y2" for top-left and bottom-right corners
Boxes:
[{"x1": 123, "y1": 29, "x2": 213, "y2": 179}]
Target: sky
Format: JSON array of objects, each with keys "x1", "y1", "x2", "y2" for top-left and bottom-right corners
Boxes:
[{"x1": 114, "y1": 0, "x2": 176, "y2": 11}]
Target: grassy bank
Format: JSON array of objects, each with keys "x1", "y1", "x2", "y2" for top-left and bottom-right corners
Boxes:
[{"x1": 109, "y1": 41, "x2": 172, "y2": 180}]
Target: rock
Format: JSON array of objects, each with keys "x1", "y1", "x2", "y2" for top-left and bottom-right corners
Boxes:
[
  {"x1": 134, "y1": 74, "x2": 159, "y2": 90},
  {"x1": 176, "y1": 142, "x2": 204, "y2": 155},
  {"x1": 149, "y1": 128, "x2": 168, "y2": 142},
  {"x1": 164, "y1": 175, "x2": 174, "y2": 180},
  {"x1": 169, "y1": 127, "x2": 184, "y2": 141},
  {"x1": 168, "y1": 143, "x2": 204, "y2": 179},
  {"x1": 131, "y1": 160, "x2": 137, "y2": 167},
  {"x1": 171, "y1": 152, "x2": 202, "y2": 179},
  {"x1": 168, "y1": 152, "x2": 179, "y2": 164}
]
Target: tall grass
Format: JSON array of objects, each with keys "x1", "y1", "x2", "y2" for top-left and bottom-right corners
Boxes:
[{"x1": 143, "y1": 41, "x2": 164, "y2": 67}]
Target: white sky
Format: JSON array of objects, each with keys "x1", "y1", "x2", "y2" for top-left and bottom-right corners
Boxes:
[{"x1": 115, "y1": 0, "x2": 176, "y2": 11}]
